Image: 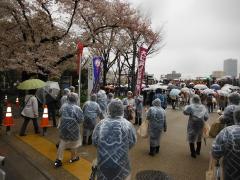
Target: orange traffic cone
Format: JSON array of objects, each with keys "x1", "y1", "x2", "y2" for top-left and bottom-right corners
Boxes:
[
  {"x1": 16, "y1": 97, "x2": 19, "y2": 108},
  {"x1": 3, "y1": 104, "x2": 14, "y2": 133},
  {"x1": 40, "y1": 105, "x2": 51, "y2": 136},
  {"x1": 40, "y1": 105, "x2": 51, "y2": 128}
]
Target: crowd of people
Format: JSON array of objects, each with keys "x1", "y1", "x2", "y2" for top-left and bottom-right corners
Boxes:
[{"x1": 2, "y1": 82, "x2": 240, "y2": 180}]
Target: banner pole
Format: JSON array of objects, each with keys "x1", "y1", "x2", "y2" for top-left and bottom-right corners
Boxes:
[{"x1": 78, "y1": 56, "x2": 81, "y2": 107}]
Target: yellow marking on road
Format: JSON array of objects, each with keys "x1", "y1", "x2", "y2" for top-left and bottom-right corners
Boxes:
[{"x1": 17, "y1": 134, "x2": 91, "y2": 179}]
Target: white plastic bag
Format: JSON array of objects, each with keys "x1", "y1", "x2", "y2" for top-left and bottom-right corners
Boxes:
[{"x1": 137, "y1": 120, "x2": 149, "y2": 138}]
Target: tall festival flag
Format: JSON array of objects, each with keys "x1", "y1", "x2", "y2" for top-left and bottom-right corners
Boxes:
[
  {"x1": 76, "y1": 42, "x2": 84, "y2": 106},
  {"x1": 76, "y1": 42, "x2": 84, "y2": 74},
  {"x1": 92, "y1": 56, "x2": 103, "y2": 93},
  {"x1": 88, "y1": 59, "x2": 94, "y2": 99},
  {"x1": 135, "y1": 47, "x2": 148, "y2": 95}
]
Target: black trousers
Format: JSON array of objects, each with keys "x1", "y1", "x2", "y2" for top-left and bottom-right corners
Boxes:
[
  {"x1": 20, "y1": 117, "x2": 39, "y2": 135},
  {"x1": 49, "y1": 109, "x2": 56, "y2": 127}
]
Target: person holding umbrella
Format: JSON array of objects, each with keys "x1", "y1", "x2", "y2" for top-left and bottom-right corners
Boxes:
[
  {"x1": 46, "y1": 88, "x2": 58, "y2": 127},
  {"x1": 17, "y1": 79, "x2": 46, "y2": 136},
  {"x1": 19, "y1": 89, "x2": 40, "y2": 136}
]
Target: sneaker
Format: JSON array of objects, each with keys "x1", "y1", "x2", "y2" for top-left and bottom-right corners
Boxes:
[
  {"x1": 69, "y1": 156, "x2": 80, "y2": 163},
  {"x1": 54, "y1": 159, "x2": 62, "y2": 168}
]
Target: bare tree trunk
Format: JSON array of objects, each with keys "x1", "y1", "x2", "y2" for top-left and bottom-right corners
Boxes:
[{"x1": 131, "y1": 42, "x2": 137, "y2": 93}]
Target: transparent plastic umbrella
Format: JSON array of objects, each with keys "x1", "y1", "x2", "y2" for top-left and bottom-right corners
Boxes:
[
  {"x1": 217, "y1": 90, "x2": 229, "y2": 97},
  {"x1": 170, "y1": 89, "x2": 181, "y2": 96},
  {"x1": 194, "y1": 84, "x2": 208, "y2": 90},
  {"x1": 202, "y1": 89, "x2": 215, "y2": 95},
  {"x1": 36, "y1": 81, "x2": 60, "y2": 103}
]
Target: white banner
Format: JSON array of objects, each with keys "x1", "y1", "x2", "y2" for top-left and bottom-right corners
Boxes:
[{"x1": 88, "y1": 59, "x2": 94, "y2": 99}]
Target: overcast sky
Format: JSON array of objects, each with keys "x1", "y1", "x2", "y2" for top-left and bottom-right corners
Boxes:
[{"x1": 128, "y1": 0, "x2": 240, "y2": 79}]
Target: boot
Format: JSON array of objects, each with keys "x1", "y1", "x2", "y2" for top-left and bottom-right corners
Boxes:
[
  {"x1": 149, "y1": 146, "x2": 155, "y2": 156},
  {"x1": 138, "y1": 118, "x2": 142, "y2": 126},
  {"x1": 156, "y1": 146, "x2": 160, "y2": 154},
  {"x1": 88, "y1": 135, "x2": 92, "y2": 145},
  {"x1": 189, "y1": 143, "x2": 196, "y2": 158},
  {"x1": 82, "y1": 136, "x2": 87, "y2": 145},
  {"x1": 196, "y1": 142, "x2": 201, "y2": 155}
]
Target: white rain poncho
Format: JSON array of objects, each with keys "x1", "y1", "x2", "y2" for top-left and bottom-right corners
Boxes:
[
  {"x1": 183, "y1": 95, "x2": 209, "y2": 143},
  {"x1": 60, "y1": 88, "x2": 70, "y2": 106},
  {"x1": 59, "y1": 93, "x2": 84, "y2": 141},
  {"x1": 82, "y1": 97, "x2": 103, "y2": 137},
  {"x1": 212, "y1": 107, "x2": 240, "y2": 179},
  {"x1": 147, "y1": 99, "x2": 166, "y2": 147},
  {"x1": 135, "y1": 95, "x2": 143, "y2": 118},
  {"x1": 92, "y1": 99, "x2": 137, "y2": 180},
  {"x1": 97, "y1": 90, "x2": 108, "y2": 117},
  {"x1": 220, "y1": 92, "x2": 240, "y2": 126},
  {"x1": 212, "y1": 126, "x2": 240, "y2": 179}
]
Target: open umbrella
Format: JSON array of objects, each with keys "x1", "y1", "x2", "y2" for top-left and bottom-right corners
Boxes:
[
  {"x1": 36, "y1": 81, "x2": 60, "y2": 103},
  {"x1": 45, "y1": 81, "x2": 60, "y2": 99},
  {"x1": 217, "y1": 90, "x2": 229, "y2": 97},
  {"x1": 194, "y1": 84, "x2": 208, "y2": 90},
  {"x1": 210, "y1": 84, "x2": 221, "y2": 90},
  {"x1": 170, "y1": 89, "x2": 181, "y2": 96},
  {"x1": 202, "y1": 88, "x2": 215, "y2": 95},
  {"x1": 181, "y1": 87, "x2": 190, "y2": 93},
  {"x1": 17, "y1": 79, "x2": 46, "y2": 90}
]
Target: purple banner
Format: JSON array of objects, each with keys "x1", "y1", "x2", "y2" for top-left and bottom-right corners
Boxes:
[{"x1": 92, "y1": 56, "x2": 103, "y2": 93}]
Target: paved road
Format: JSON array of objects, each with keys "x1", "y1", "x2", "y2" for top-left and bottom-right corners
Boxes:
[{"x1": 0, "y1": 106, "x2": 219, "y2": 180}]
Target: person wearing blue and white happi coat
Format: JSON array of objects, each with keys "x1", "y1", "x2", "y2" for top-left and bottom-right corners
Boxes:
[
  {"x1": 92, "y1": 99, "x2": 137, "y2": 180},
  {"x1": 147, "y1": 98, "x2": 167, "y2": 156},
  {"x1": 82, "y1": 94, "x2": 103, "y2": 145},
  {"x1": 183, "y1": 95, "x2": 209, "y2": 158},
  {"x1": 212, "y1": 107, "x2": 240, "y2": 180}
]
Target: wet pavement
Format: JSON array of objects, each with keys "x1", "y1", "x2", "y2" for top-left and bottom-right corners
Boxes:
[{"x1": 0, "y1": 106, "x2": 219, "y2": 180}]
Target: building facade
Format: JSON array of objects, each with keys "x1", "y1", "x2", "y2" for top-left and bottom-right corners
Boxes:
[
  {"x1": 224, "y1": 59, "x2": 238, "y2": 78},
  {"x1": 212, "y1": 71, "x2": 225, "y2": 79},
  {"x1": 165, "y1": 71, "x2": 181, "y2": 80}
]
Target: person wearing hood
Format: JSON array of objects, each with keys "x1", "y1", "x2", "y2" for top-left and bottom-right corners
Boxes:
[
  {"x1": 82, "y1": 94, "x2": 103, "y2": 145},
  {"x1": 122, "y1": 91, "x2": 135, "y2": 121},
  {"x1": 134, "y1": 94, "x2": 143, "y2": 125},
  {"x1": 92, "y1": 99, "x2": 137, "y2": 180},
  {"x1": 97, "y1": 90, "x2": 108, "y2": 117},
  {"x1": 54, "y1": 92, "x2": 84, "y2": 168},
  {"x1": 220, "y1": 92, "x2": 240, "y2": 126},
  {"x1": 107, "y1": 93, "x2": 114, "y2": 105},
  {"x1": 69, "y1": 86, "x2": 80, "y2": 106},
  {"x1": 183, "y1": 95, "x2": 209, "y2": 158},
  {"x1": 212, "y1": 107, "x2": 240, "y2": 180},
  {"x1": 60, "y1": 88, "x2": 70, "y2": 106},
  {"x1": 146, "y1": 98, "x2": 167, "y2": 156}
]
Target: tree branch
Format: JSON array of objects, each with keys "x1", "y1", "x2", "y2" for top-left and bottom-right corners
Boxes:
[
  {"x1": 16, "y1": 0, "x2": 35, "y2": 42},
  {"x1": 40, "y1": 0, "x2": 79, "y2": 43},
  {"x1": 39, "y1": 1, "x2": 54, "y2": 28}
]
